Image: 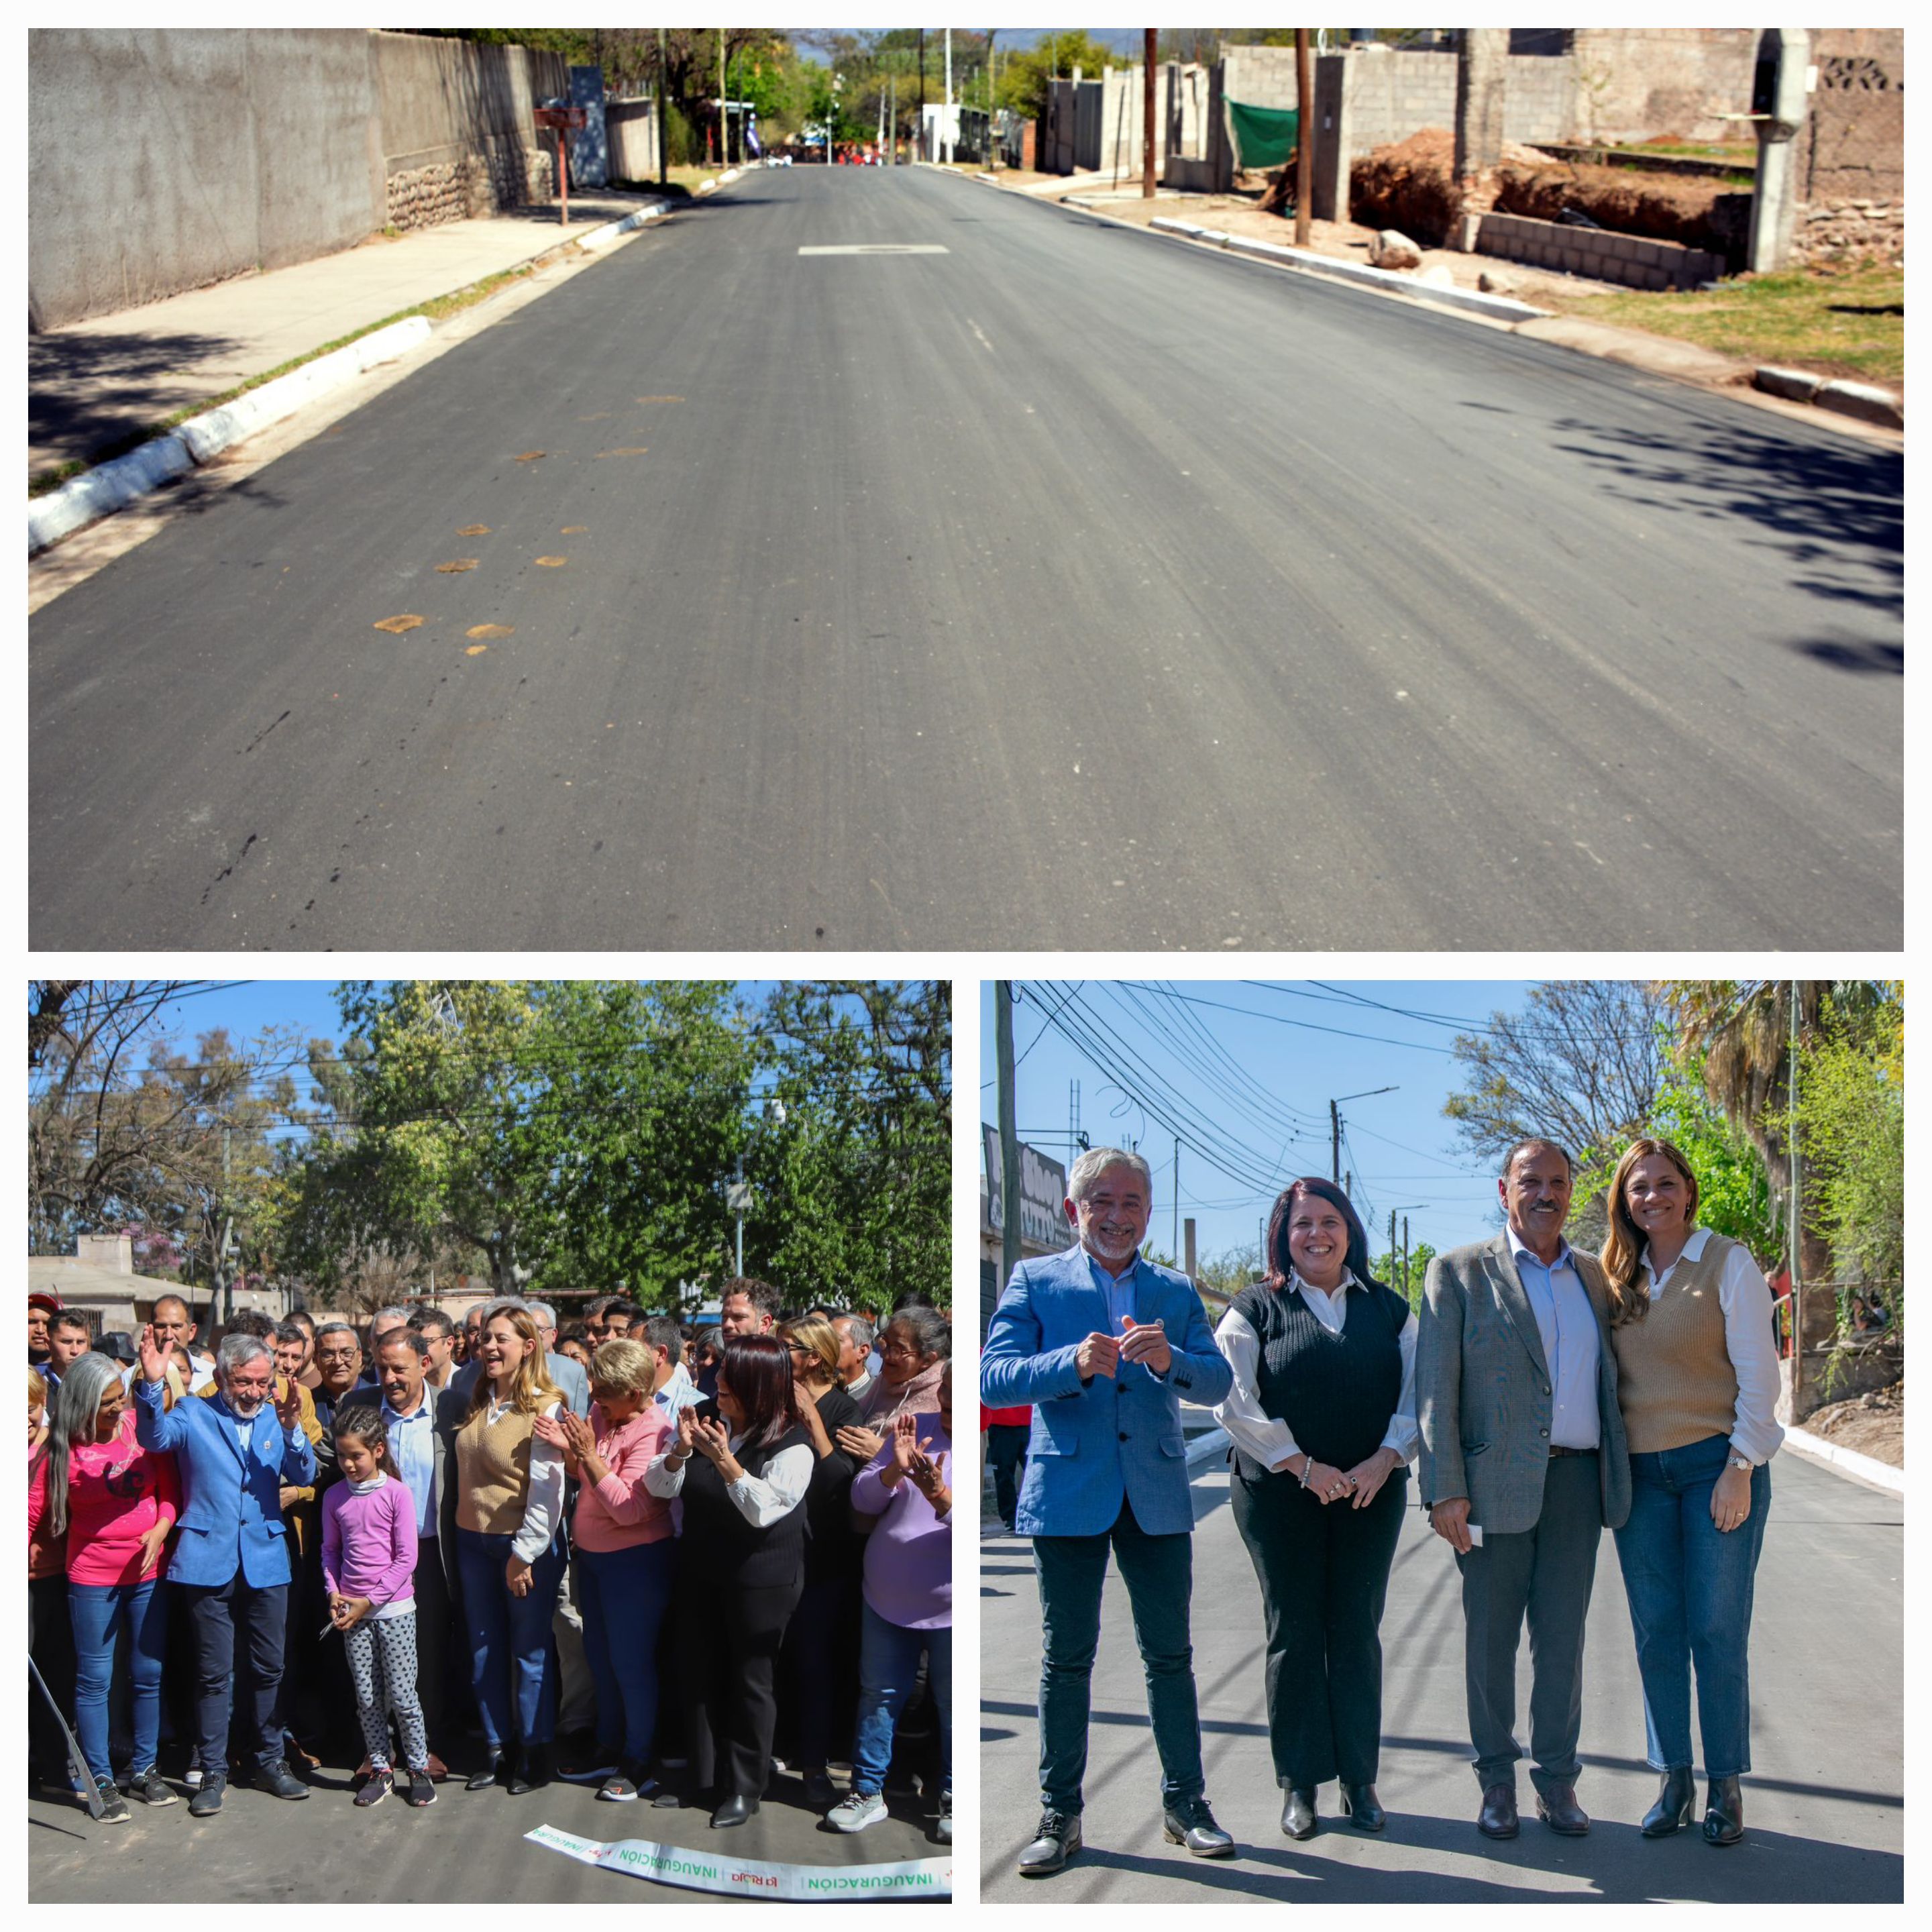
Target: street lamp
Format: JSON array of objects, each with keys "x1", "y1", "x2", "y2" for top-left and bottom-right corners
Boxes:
[
  {"x1": 1328, "y1": 1087, "x2": 1397, "y2": 1187},
  {"x1": 727, "y1": 1097, "x2": 788, "y2": 1273}
]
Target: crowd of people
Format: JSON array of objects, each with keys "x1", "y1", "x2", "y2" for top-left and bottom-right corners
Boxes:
[
  {"x1": 28, "y1": 1279, "x2": 953, "y2": 1843},
  {"x1": 983, "y1": 1138, "x2": 1782, "y2": 1875}
]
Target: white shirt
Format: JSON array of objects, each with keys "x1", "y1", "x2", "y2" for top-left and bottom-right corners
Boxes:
[
  {"x1": 1642, "y1": 1227, "x2": 1786, "y2": 1466},
  {"x1": 1213, "y1": 1272, "x2": 1419, "y2": 1470},
  {"x1": 645, "y1": 1433, "x2": 814, "y2": 1528},
  {"x1": 479, "y1": 1395, "x2": 566, "y2": 1564}
]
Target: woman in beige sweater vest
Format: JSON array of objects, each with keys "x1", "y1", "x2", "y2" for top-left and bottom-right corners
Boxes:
[
  {"x1": 1601, "y1": 1138, "x2": 1783, "y2": 1849},
  {"x1": 453, "y1": 1304, "x2": 567, "y2": 1797}
]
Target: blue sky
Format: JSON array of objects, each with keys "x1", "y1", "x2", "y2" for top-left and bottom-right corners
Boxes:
[{"x1": 979, "y1": 979, "x2": 1545, "y2": 1263}]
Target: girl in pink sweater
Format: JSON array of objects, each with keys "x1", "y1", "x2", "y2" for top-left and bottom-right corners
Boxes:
[{"x1": 321, "y1": 1403, "x2": 434, "y2": 1809}]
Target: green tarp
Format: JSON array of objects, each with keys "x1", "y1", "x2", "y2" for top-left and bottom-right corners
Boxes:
[{"x1": 1226, "y1": 98, "x2": 1299, "y2": 172}]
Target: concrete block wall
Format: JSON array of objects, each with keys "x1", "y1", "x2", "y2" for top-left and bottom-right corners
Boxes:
[
  {"x1": 30, "y1": 28, "x2": 568, "y2": 329},
  {"x1": 1568, "y1": 28, "x2": 1756, "y2": 146},
  {"x1": 1479, "y1": 211, "x2": 1725, "y2": 290}
]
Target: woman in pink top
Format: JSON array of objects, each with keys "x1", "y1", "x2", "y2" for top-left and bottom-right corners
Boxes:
[
  {"x1": 33, "y1": 1352, "x2": 180, "y2": 1819},
  {"x1": 535, "y1": 1337, "x2": 674, "y2": 1801}
]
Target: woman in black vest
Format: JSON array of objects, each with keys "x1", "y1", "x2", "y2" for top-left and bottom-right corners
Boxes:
[
  {"x1": 1214, "y1": 1177, "x2": 1417, "y2": 1839},
  {"x1": 646, "y1": 1332, "x2": 812, "y2": 1828}
]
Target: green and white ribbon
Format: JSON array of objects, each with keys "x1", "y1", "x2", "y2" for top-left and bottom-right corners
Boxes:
[{"x1": 525, "y1": 1823, "x2": 953, "y2": 1900}]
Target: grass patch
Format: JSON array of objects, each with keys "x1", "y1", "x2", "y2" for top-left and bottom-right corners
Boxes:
[
  {"x1": 30, "y1": 260, "x2": 543, "y2": 495},
  {"x1": 1550, "y1": 262, "x2": 1904, "y2": 386}
]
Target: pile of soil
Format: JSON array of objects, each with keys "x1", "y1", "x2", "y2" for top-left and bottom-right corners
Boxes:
[
  {"x1": 1350, "y1": 125, "x2": 1752, "y2": 262},
  {"x1": 1800, "y1": 1377, "x2": 1903, "y2": 1468}
]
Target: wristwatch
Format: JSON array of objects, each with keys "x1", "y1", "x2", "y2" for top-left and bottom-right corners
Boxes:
[{"x1": 1727, "y1": 1452, "x2": 1752, "y2": 1472}]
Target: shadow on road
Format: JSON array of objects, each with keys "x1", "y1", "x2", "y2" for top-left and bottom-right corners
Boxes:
[{"x1": 1549, "y1": 413, "x2": 1903, "y2": 674}]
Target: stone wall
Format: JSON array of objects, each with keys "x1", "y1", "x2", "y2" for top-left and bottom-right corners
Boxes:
[{"x1": 1790, "y1": 197, "x2": 1904, "y2": 268}]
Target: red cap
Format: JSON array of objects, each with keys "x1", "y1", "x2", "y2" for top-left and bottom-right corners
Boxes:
[{"x1": 28, "y1": 1291, "x2": 64, "y2": 1313}]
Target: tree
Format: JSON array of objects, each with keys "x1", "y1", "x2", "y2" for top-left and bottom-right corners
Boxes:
[
  {"x1": 1443, "y1": 981, "x2": 1666, "y2": 1173},
  {"x1": 748, "y1": 981, "x2": 951, "y2": 1315},
  {"x1": 998, "y1": 30, "x2": 1122, "y2": 121},
  {"x1": 1373, "y1": 1242, "x2": 1438, "y2": 1312}
]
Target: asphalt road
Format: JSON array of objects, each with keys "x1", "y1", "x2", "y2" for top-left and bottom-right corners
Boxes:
[
  {"x1": 979, "y1": 1441, "x2": 1902, "y2": 1902},
  {"x1": 28, "y1": 1750, "x2": 946, "y2": 1903},
  {"x1": 30, "y1": 167, "x2": 1902, "y2": 949}
]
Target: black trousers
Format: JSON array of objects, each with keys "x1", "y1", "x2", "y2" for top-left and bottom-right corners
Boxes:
[
  {"x1": 412, "y1": 1542, "x2": 455, "y2": 1751},
  {"x1": 1230, "y1": 1462, "x2": 1406, "y2": 1788},
  {"x1": 179, "y1": 1572, "x2": 289, "y2": 1774},
  {"x1": 678, "y1": 1572, "x2": 803, "y2": 1801},
  {"x1": 985, "y1": 1425, "x2": 1029, "y2": 1529},
  {"x1": 778, "y1": 1566, "x2": 859, "y2": 1770},
  {"x1": 29, "y1": 1574, "x2": 77, "y2": 1785}
]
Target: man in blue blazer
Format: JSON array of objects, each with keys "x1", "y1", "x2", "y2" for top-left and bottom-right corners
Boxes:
[
  {"x1": 134, "y1": 1326, "x2": 317, "y2": 1818},
  {"x1": 981, "y1": 1148, "x2": 1236, "y2": 1876}
]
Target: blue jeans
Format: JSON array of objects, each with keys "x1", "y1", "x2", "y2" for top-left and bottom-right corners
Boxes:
[
  {"x1": 456, "y1": 1527, "x2": 565, "y2": 1749},
  {"x1": 851, "y1": 1603, "x2": 951, "y2": 1798},
  {"x1": 70, "y1": 1576, "x2": 169, "y2": 1785},
  {"x1": 576, "y1": 1539, "x2": 674, "y2": 1762},
  {"x1": 1614, "y1": 1433, "x2": 1771, "y2": 1778},
  {"x1": 1034, "y1": 1497, "x2": 1203, "y2": 1811}
]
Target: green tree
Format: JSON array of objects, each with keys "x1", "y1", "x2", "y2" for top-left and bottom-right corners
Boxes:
[
  {"x1": 998, "y1": 30, "x2": 1122, "y2": 121},
  {"x1": 1373, "y1": 1242, "x2": 1438, "y2": 1312}
]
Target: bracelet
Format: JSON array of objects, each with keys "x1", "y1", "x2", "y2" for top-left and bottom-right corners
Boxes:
[{"x1": 1296, "y1": 1458, "x2": 1311, "y2": 1489}]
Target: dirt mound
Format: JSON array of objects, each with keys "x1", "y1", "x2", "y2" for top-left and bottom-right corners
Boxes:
[
  {"x1": 1350, "y1": 125, "x2": 1752, "y2": 260},
  {"x1": 1802, "y1": 1378, "x2": 1903, "y2": 1468}
]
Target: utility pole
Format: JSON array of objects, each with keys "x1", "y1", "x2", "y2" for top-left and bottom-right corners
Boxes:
[
  {"x1": 657, "y1": 26, "x2": 669, "y2": 186},
  {"x1": 918, "y1": 28, "x2": 926, "y2": 150},
  {"x1": 987, "y1": 30, "x2": 998, "y2": 172},
  {"x1": 717, "y1": 28, "x2": 727, "y2": 169},
  {"x1": 1173, "y1": 1136, "x2": 1180, "y2": 1257},
  {"x1": 1403, "y1": 1216, "x2": 1411, "y2": 1297},
  {"x1": 1389, "y1": 1208, "x2": 1397, "y2": 1283},
  {"x1": 1143, "y1": 28, "x2": 1158, "y2": 198},
  {"x1": 1788, "y1": 978, "x2": 1803, "y2": 1407},
  {"x1": 1330, "y1": 1099, "x2": 1342, "y2": 1184},
  {"x1": 996, "y1": 981, "x2": 1021, "y2": 1285},
  {"x1": 944, "y1": 28, "x2": 955, "y2": 164},
  {"x1": 1295, "y1": 27, "x2": 1313, "y2": 245}
]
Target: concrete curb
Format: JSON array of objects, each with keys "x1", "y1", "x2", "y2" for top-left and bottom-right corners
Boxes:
[
  {"x1": 1150, "y1": 217, "x2": 1550, "y2": 323},
  {"x1": 1185, "y1": 1426, "x2": 1232, "y2": 1473},
  {"x1": 1754, "y1": 365, "x2": 1904, "y2": 430},
  {"x1": 28, "y1": 433, "x2": 194, "y2": 554},
  {"x1": 578, "y1": 199, "x2": 671, "y2": 251},
  {"x1": 1784, "y1": 1425, "x2": 1904, "y2": 1494}
]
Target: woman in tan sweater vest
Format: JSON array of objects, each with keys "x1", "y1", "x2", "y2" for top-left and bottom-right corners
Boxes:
[
  {"x1": 1601, "y1": 1138, "x2": 1783, "y2": 1850},
  {"x1": 453, "y1": 1305, "x2": 567, "y2": 1796}
]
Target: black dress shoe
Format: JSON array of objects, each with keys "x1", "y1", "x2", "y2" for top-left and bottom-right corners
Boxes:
[
  {"x1": 466, "y1": 1752, "x2": 503, "y2": 1792},
  {"x1": 1536, "y1": 1782, "x2": 1591, "y2": 1835},
  {"x1": 1642, "y1": 1766, "x2": 1696, "y2": 1837},
  {"x1": 710, "y1": 1792, "x2": 757, "y2": 1828},
  {"x1": 1018, "y1": 1809, "x2": 1082, "y2": 1876},
  {"x1": 1477, "y1": 1782, "x2": 1519, "y2": 1839},
  {"x1": 1703, "y1": 1776, "x2": 1744, "y2": 1846},
  {"x1": 1163, "y1": 1795, "x2": 1235, "y2": 1857},
  {"x1": 1281, "y1": 1787, "x2": 1319, "y2": 1839},
  {"x1": 508, "y1": 1745, "x2": 553, "y2": 1795},
  {"x1": 1340, "y1": 1784, "x2": 1385, "y2": 1832},
  {"x1": 801, "y1": 1769, "x2": 839, "y2": 1809}
]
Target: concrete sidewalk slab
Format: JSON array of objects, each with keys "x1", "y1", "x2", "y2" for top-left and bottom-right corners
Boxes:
[{"x1": 28, "y1": 195, "x2": 665, "y2": 478}]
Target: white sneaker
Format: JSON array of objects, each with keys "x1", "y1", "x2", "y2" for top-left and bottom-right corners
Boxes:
[
  {"x1": 937, "y1": 1792, "x2": 953, "y2": 1843},
  {"x1": 183, "y1": 1768, "x2": 204, "y2": 1790},
  {"x1": 828, "y1": 1790, "x2": 888, "y2": 1833}
]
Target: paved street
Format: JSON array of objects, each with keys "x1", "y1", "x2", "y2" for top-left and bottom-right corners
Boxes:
[
  {"x1": 31, "y1": 166, "x2": 1901, "y2": 949},
  {"x1": 980, "y1": 1442, "x2": 1902, "y2": 1902},
  {"x1": 28, "y1": 1752, "x2": 944, "y2": 1902}
]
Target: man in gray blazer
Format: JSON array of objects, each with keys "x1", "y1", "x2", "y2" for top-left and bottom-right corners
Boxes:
[{"x1": 1417, "y1": 1138, "x2": 1630, "y2": 1842}]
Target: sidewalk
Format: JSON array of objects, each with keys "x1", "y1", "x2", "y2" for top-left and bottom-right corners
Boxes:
[{"x1": 28, "y1": 193, "x2": 663, "y2": 482}]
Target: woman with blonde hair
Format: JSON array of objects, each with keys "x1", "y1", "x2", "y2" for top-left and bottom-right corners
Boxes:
[
  {"x1": 775, "y1": 1315, "x2": 863, "y2": 1807},
  {"x1": 1599, "y1": 1136, "x2": 1782, "y2": 1849},
  {"x1": 534, "y1": 1336, "x2": 676, "y2": 1802},
  {"x1": 452, "y1": 1302, "x2": 567, "y2": 1794}
]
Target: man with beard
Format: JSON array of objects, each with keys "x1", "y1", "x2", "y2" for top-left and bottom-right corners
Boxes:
[{"x1": 981, "y1": 1147, "x2": 1235, "y2": 1876}]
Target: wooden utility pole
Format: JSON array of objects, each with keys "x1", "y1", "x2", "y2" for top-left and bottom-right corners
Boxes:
[
  {"x1": 996, "y1": 982, "x2": 1022, "y2": 1285},
  {"x1": 717, "y1": 28, "x2": 727, "y2": 168},
  {"x1": 1143, "y1": 29, "x2": 1158, "y2": 197},
  {"x1": 1330, "y1": 1097, "x2": 1342, "y2": 1184},
  {"x1": 657, "y1": 26, "x2": 669, "y2": 186},
  {"x1": 987, "y1": 30, "x2": 998, "y2": 172},
  {"x1": 1295, "y1": 28, "x2": 1313, "y2": 245}
]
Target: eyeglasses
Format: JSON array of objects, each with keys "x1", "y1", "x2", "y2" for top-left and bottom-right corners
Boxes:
[{"x1": 879, "y1": 1342, "x2": 922, "y2": 1361}]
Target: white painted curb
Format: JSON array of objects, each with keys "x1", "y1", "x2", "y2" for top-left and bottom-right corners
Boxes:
[
  {"x1": 1185, "y1": 1427, "x2": 1231, "y2": 1472},
  {"x1": 578, "y1": 200, "x2": 671, "y2": 250},
  {"x1": 1149, "y1": 216, "x2": 1550, "y2": 321},
  {"x1": 1784, "y1": 1425, "x2": 1904, "y2": 1493},
  {"x1": 28, "y1": 433, "x2": 193, "y2": 554}
]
